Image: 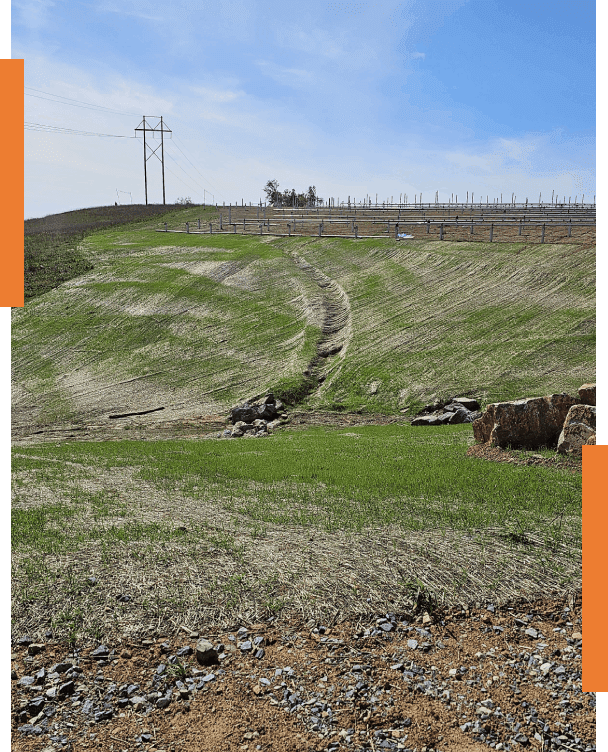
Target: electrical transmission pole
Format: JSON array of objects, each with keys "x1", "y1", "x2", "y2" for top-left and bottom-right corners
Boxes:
[{"x1": 135, "y1": 116, "x2": 172, "y2": 205}]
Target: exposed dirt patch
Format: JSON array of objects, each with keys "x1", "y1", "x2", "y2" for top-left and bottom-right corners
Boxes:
[
  {"x1": 11, "y1": 594, "x2": 592, "y2": 752},
  {"x1": 466, "y1": 443, "x2": 582, "y2": 474}
]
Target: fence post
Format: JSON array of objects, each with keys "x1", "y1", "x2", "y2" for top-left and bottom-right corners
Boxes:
[
  {"x1": 568, "y1": 220, "x2": 572, "y2": 237},
  {"x1": 470, "y1": 220, "x2": 474, "y2": 235},
  {"x1": 440, "y1": 223, "x2": 444, "y2": 240},
  {"x1": 541, "y1": 223, "x2": 545, "y2": 243},
  {"x1": 288, "y1": 224, "x2": 291, "y2": 237},
  {"x1": 186, "y1": 221, "x2": 189, "y2": 234},
  {"x1": 164, "y1": 222, "x2": 167, "y2": 232},
  {"x1": 219, "y1": 215, "x2": 223, "y2": 230},
  {"x1": 229, "y1": 206, "x2": 231, "y2": 223},
  {"x1": 518, "y1": 219, "x2": 522, "y2": 236},
  {"x1": 395, "y1": 223, "x2": 399, "y2": 239},
  {"x1": 355, "y1": 225, "x2": 358, "y2": 238},
  {"x1": 490, "y1": 223, "x2": 493, "y2": 242},
  {"x1": 426, "y1": 221, "x2": 430, "y2": 234},
  {"x1": 233, "y1": 224, "x2": 237, "y2": 233},
  {"x1": 260, "y1": 224, "x2": 263, "y2": 235},
  {"x1": 209, "y1": 223, "x2": 213, "y2": 234},
  {"x1": 198, "y1": 218, "x2": 201, "y2": 230},
  {"x1": 319, "y1": 223, "x2": 322, "y2": 236}
]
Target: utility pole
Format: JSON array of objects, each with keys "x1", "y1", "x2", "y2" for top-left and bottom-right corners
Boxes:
[{"x1": 135, "y1": 116, "x2": 172, "y2": 204}]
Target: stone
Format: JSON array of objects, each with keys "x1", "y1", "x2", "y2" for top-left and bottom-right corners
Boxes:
[
  {"x1": 557, "y1": 404, "x2": 596, "y2": 455},
  {"x1": 230, "y1": 404, "x2": 257, "y2": 424},
  {"x1": 195, "y1": 639, "x2": 219, "y2": 667},
  {"x1": 447, "y1": 407, "x2": 472, "y2": 425},
  {"x1": 578, "y1": 383, "x2": 596, "y2": 406},
  {"x1": 257, "y1": 403, "x2": 279, "y2": 420},
  {"x1": 586, "y1": 433, "x2": 596, "y2": 446},
  {"x1": 233, "y1": 420, "x2": 255, "y2": 433},
  {"x1": 90, "y1": 645, "x2": 110, "y2": 660},
  {"x1": 411, "y1": 415, "x2": 441, "y2": 426},
  {"x1": 452, "y1": 397, "x2": 480, "y2": 411},
  {"x1": 231, "y1": 428, "x2": 244, "y2": 438},
  {"x1": 473, "y1": 393, "x2": 579, "y2": 449},
  {"x1": 27, "y1": 644, "x2": 45, "y2": 656}
]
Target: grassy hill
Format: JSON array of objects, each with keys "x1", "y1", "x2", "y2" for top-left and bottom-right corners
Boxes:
[
  {"x1": 12, "y1": 205, "x2": 591, "y2": 640},
  {"x1": 14, "y1": 206, "x2": 595, "y2": 428}
]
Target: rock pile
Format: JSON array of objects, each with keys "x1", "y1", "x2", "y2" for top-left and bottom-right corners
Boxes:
[
  {"x1": 411, "y1": 397, "x2": 482, "y2": 427},
  {"x1": 472, "y1": 383, "x2": 595, "y2": 453},
  {"x1": 222, "y1": 394, "x2": 287, "y2": 438}
]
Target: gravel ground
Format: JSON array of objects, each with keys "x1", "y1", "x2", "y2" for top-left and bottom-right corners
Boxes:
[{"x1": 12, "y1": 593, "x2": 594, "y2": 752}]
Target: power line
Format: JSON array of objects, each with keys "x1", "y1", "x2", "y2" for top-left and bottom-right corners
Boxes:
[
  {"x1": 25, "y1": 86, "x2": 141, "y2": 116},
  {"x1": 171, "y1": 135, "x2": 225, "y2": 199},
  {"x1": 25, "y1": 85, "x2": 228, "y2": 200},
  {"x1": 164, "y1": 145, "x2": 218, "y2": 199},
  {"x1": 163, "y1": 164, "x2": 205, "y2": 201},
  {"x1": 25, "y1": 121, "x2": 136, "y2": 138}
]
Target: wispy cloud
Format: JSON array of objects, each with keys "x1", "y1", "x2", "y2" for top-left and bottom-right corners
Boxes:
[
  {"x1": 96, "y1": 4, "x2": 164, "y2": 22},
  {"x1": 12, "y1": 0, "x2": 56, "y2": 31}
]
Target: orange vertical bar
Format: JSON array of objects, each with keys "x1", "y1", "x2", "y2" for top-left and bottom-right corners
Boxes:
[
  {"x1": 583, "y1": 444, "x2": 608, "y2": 691},
  {"x1": 0, "y1": 59, "x2": 24, "y2": 307}
]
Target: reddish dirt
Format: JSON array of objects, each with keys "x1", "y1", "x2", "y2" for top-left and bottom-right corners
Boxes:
[
  {"x1": 466, "y1": 442, "x2": 582, "y2": 474},
  {"x1": 12, "y1": 596, "x2": 592, "y2": 752}
]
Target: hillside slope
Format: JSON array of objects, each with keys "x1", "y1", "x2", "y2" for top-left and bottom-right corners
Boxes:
[{"x1": 12, "y1": 219, "x2": 595, "y2": 429}]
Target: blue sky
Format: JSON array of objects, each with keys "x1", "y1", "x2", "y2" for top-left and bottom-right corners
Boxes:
[{"x1": 14, "y1": 0, "x2": 596, "y2": 217}]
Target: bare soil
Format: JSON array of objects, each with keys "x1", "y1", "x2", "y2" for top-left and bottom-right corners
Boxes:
[{"x1": 11, "y1": 595, "x2": 592, "y2": 752}]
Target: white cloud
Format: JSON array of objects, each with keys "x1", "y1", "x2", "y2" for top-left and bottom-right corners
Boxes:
[
  {"x1": 96, "y1": 4, "x2": 164, "y2": 22},
  {"x1": 190, "y1": 86, "x2": 244, "y2": 103},
  {"x1": 12, "y1": 0, "x2": 55, "y2": 31},
  {"x1": 255, "y1": 60, "x2": 314, "y2": 87}
]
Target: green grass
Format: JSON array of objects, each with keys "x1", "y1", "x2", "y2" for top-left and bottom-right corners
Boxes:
[
  {"x1": 13, "y1": 424, "x2": 580, "y2": 543},
  {"x1": 24, "y1": 203, "x2": 219, "y2": 301},
  {"x1": 11, "y1": 425, "x2": 582, "y2": 641},
  {"x1": 14, "y1": 223, "x2": 594, "y2": 426}
]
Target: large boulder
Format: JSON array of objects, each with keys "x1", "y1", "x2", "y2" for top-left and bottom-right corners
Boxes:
[
  {"x1": 557, "y1": 404, "x2": 596, "y2": 455},
  {"x1": 230, "y1": 404, "x2": 257, "y2": 424},
  {"x1": 230, "y1": 394, "x2": 283, "y2": 425},
  {"x1": 578, "y1": 383, "x2": 596, "y2": 406},
  {"x1": 473, "y1": 393, "x2": 579, "y2": 449}
]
